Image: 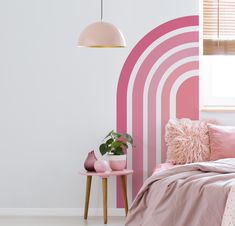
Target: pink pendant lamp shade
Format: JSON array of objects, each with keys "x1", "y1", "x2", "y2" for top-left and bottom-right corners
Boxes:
[
  {"x1": 77, "y1": 0, "x2": 126, "y2": 48},
  {"x1": 78, "y1": 21, "x2": 126, "y2": 48}
]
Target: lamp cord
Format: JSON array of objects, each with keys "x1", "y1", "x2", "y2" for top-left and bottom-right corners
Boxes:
[{"x1": 101, "y1": 0, "x2": 103, "y2": 21}]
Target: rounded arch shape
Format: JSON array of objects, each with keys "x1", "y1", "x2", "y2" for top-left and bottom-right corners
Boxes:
[{"x1": 116, "y1": 16, "x2": 199, "y2": 207}]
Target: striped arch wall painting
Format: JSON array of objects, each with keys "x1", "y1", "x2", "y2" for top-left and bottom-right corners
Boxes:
[{"x1": 116, "y1": 16, "x2": 199, "y2": 207}]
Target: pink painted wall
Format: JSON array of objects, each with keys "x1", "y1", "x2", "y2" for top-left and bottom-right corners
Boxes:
[{"x1": 116, "y1": 16, "x2": 199, "y2": 207}]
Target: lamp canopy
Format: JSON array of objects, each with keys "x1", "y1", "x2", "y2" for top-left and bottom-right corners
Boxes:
[
  {"x1": 78, "y1": 21, "x2": 126, "y2": 48},
  {"x1": 77, "y1": 0, "x2": 126, "y2": 48}
]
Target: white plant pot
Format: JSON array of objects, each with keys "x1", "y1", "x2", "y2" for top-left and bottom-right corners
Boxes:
[{"x1": 108, "y1": 154, "x2": 126, "y2": 171}]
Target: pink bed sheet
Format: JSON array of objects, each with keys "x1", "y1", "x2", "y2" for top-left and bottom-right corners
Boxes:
[{"x1": 126, "y1": 159, "x2": 235, "y2": 226}]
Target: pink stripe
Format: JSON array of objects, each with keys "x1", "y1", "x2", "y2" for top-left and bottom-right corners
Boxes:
[
  {"x1": 116, "y1": 16, "x2": 198, "y2": 207},
  {"x1": 161, "y1": 62, "x2": 199, "y2": 161},
  {"x1": 176, "y1": 76, "x2": 199, "y2": 119},
  {"x1": 147, "y1": 47, "x2": 198, "y2": 176}
]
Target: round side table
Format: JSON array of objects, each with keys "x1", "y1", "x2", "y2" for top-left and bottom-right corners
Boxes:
[{"x1": 79, "y1": 169, "x2": 133, "y2": 224}]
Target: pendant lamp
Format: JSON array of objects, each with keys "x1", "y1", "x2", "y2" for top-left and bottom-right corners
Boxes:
[{"x1": 78, "y1": 0, "x2": 126, "y2": 48}]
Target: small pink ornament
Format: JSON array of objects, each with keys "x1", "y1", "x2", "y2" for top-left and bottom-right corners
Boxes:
[
  {"x1": 94, "y1": 160, "x2": 110, "y2": 173},
  {"x1": 84, "y1": 150, "x2": 97, "y2": 172}
]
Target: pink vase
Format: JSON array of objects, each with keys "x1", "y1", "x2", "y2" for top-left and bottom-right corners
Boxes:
[
  {"x1": 109, "y1": 154, "x2": 126, "y2": 171},
  {"x1": 84, "y1": 150, "x2": 97, "y2": 171},
  {"x1": 94, "y1": 160, "x2": 110, "y2": 173}
]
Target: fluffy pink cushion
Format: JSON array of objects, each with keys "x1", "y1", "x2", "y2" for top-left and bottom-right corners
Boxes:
[
  {"x1": 165, "y1": 118, "x2": 211, "y2": 164},
  {"x1": 208, "y1": 124, "x2": 235, "y2": 161}
]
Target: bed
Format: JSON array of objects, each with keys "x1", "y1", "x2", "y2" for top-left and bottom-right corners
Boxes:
[{"x1": 125, "y1": 120, "x2": 235, "y2": 226}]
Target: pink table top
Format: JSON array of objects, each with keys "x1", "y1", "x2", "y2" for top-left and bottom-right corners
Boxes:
[{"x1": 79, "y1": 169, "x2": 133, "y2": 178}]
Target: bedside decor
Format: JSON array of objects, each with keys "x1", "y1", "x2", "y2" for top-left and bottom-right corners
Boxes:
[
  {"x1": 84, "y1": 150, "x2": 97, "y2": 172},
  {"x1": 94, "y1": 160, "x2": 110, "y2": 173},
  {"x1": 99, "y1": 130, "x2": 133, "y2": 171},
  {"x1": 109, "y1": 155, "x2": 127, "y2": 171}
]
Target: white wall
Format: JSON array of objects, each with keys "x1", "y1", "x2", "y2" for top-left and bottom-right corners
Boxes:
[{"x1": 0, "y1": 0, "x2": 197, "y2": 210}]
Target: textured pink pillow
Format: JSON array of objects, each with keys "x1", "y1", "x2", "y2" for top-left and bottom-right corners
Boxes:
[
  {"x1": 208, "y1": 124, "x2": 235, "y2": 161},
  {"x1": 165, "y1": 118, "x2": 211, "y2": 164}
]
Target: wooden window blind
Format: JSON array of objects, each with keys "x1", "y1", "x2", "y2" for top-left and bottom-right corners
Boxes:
[{"x1": 203, "y1": 0, "x2": 235, "y2": 54}]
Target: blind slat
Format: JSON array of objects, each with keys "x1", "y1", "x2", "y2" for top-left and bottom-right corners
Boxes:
[
  {"x1": 204, "y1": 40, "x2": 235, "y2": 55},
  {"x1": 203, "y1": 0, "x2": 235, "y2": 54}
]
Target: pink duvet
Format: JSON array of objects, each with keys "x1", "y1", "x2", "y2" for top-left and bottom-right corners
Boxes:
[{"x1": 126, "y1": 159, "x2": 235, "y2": 226}]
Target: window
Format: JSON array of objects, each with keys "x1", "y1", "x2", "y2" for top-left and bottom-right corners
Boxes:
[
  {"x1": 201, "y1": 0, "x2": 235, "y2": 107},
  {"x1": 201, "y1": 55, "x2": 235, "y2": 106}
]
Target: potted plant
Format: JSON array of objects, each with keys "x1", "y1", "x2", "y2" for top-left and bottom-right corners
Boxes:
[{"x1": 99, "y1": 130, "x2": 133, "y2": 171}]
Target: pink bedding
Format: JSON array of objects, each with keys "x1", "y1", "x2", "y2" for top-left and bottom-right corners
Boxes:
[{"x1": 126, "y1": 159, "x2": 235, "y2": 226}]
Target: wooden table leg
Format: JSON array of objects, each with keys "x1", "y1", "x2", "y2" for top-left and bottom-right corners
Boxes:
[
  {"x1": 102, "y1": 178, "x2": 108, "y2": 224},
  {"x1": 121, "y1": 175, "x2": 128, "y2": 216},
  {"x1": 84, "y1": 176, "x2": 92, "y2": 220}
]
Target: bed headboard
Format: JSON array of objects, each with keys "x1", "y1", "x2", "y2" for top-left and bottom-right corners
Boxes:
[{"x1": 116, "y1": 16, "x2": 199, "y2": 207}]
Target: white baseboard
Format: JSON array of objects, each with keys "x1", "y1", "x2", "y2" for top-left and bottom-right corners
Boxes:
[{"x1": 0, "y1": 208, "x2": 125, "y2": 217}]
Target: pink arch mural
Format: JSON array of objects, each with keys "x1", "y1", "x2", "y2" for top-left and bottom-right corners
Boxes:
[
  {"x1": 148, "y1": 48, "x2": 198, "y2": 177},
  {"x1": 160, "y1": 61, "x2": 199, "y2": 163},
  {"x1": 116, "y1": 16, "x2": 199, "y2": 207}
]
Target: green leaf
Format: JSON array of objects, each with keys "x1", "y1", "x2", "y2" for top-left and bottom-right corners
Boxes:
[
  {"x1": 124, "y1": 133, "x2": 133, "y2": 145},
  {"x1": 99, "y1": 143, "x2": 108, "y2": 155},
  {"x1": 112, "y1": 131, "x2": 122, "y2": 139},
  {"x1": 111, "y1": 141, "x2": 123, "y2": 149},
  {"x1": 106, "y1": 138, "x2": 114, "y2": 146},
  {"x1": 114, "y1": 146, "x2": 124, "y2": 155},
  {"x1": 104, "y1": 130, "x2": 114, "y2": 140},
  {"x1": 122, "y1": 143, "x2": 128, "y2": 148}
]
